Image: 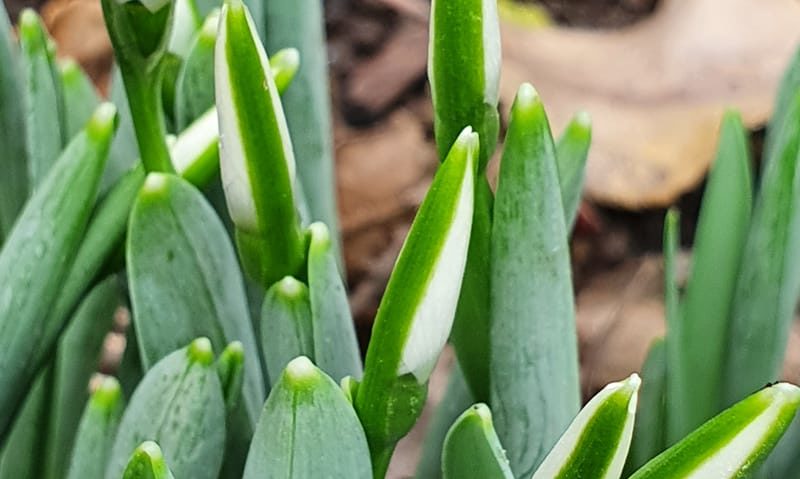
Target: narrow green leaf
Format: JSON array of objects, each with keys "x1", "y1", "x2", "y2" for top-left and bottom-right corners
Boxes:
[
  {"x1": 118, "y1": 321, "x2": 144, "y2": 400},
  {"x1": 443, "y1": 404, "x2": 514, "y2": 479},
  {"x1": 674, "y1": 111, "x2": 752, "y2": 438},
  {"x1": 532, "y1": 374, "x2": 640, "y2": 479},
  {"x1": 630, "y1": 383, "x2": 800, "y2": 478},
  {"x1": 217, "y1": 341, "x2": 246, "y2": 413},
  {"x1": 1, "y1": 277, "x2": 118, "y2": 478},
  {"x1": 122, "y1": 441, "x2": 176, "y2": 479},
  {"x1": 0, "y1": 103, "x2": 116, "y2": 438},
  {"x1": 40, "y1": 109, "x2": 233, "y2": 380},
  {"x1": 67, "y1": 376, "x2": 125, "y2": 479},
  {"x1": 429, "y1": 0, "x2": 500, "y2": 168},
  {"x1": 104, "y1": 66, "x2": 140, "y2": 191},
  {"x1": 42, "y1": 166, "x2": 144, "y2": 366},
  {"x1": 450, "y1": 177, "x2": 493, "y2": 403},
  {"x1": 19, "y1": 8, "x2": 66, "y2": 186},
  {"x1": 43, "y1": 276, "x2": 122, "y2": 479},
  {"x1": 106, "y1": 338, "x2": 226, "y2": 479},
  {"x1": 625, "y1": 338, "x2": 668, "y2": 474},
  {"x1": 0, "y1": 369, "x2": 52, "y2": 478},
  {"x1": 764, "y1": 44, "x2": 800, "y2": 163},
  {"x1": 355, "y1": 128, "x2": 476, "y2": 477},
  {"x1": 126, "y1": 172, "x2": 265, "y2": 427},
  {"x1": 662, "y1": 208, "x2": 683, "y2": 446},
  {"x1": 242, "y1": 356, "x2": 372, "y2": 479},
  {"x1": 489, "y1": 83, "x2": 579, "y2": 477},
  {"x1": 216, "y1": 0, "x2": 305, "y2": 287},
  {"x1": 723, "y1": 91, "x2": 800, "y2": 407},
  {"x1": 307, "y1": 222, "x2": 362, "y2": 381},
  {"x1": 555, "y1": 111, "x2": 592, "y2": 229},
  {"x1": 261, "y1": 276, "x2": 314, "y2": 383},
  {"x1": 264, "y1": 0, "x2": 342, "y2": 267},
  {"x1": 0, "y1": 1, "x2": 29, "y2": 240},
  {"x1": 59, "y1": 58, "x2": 101, "y2": 139},
  {"x1": 415, "y1": 363, "x2": 474, "y2": 479},
  {"x1": 175, "y1": 10, "x2": 218, "y2": 130}
]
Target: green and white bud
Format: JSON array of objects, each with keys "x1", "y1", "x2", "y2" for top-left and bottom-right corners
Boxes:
[
  {"x1": 630, "y1": 383, "x2": 800, "y2": 478},
  {"x1": 533, "y1": 374, "x2": 641, "y2": 479},
  {"x1": 215, "y1": 0, "x2": 304, "y2": 286},
  {"x1": 429, "y1": 0, "x2": 500, "y2": 167}
]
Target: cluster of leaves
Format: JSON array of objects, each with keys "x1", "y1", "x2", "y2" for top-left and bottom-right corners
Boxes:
[
  {"x1": 623, "y1": 46, "x2": 800, "y2": 478},
  {"x1": 0, "y1": 0, "x2": 799, "y2": 477}
]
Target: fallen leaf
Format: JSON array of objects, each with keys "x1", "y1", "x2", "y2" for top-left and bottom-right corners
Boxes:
[{"x1": 500, "y1": 0, "x2": 800, "y2": 208}]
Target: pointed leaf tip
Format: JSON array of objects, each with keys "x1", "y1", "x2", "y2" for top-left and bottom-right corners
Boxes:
[
  {"x1": 93, "y1": 376, "x2": 123, "y2": 409},
  {"x1": 285, "y1": 356, "x2": 319, "y2": 384},
  {"x1": 188, "y1": 337, "x2": 215, "y2": 365},
  {"x1": 87, "y1": 102, "x2": 119, "y2": 140},
  {"x1": 309, "y1": 221, "x2": 331, "y2": 246},
  {"x1": 277, "y1": 276, "x2": 305, "y2": 298}
]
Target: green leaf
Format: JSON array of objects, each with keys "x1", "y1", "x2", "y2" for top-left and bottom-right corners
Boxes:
[
  {"x1": 59, "y1": 58, "x2": 101, "y2": 139},
  {"x1": 242, "y1": 356, "x2": 372, "y2": 479},
  {"x1": 764, "y1": 44, "x2": 800, "y2": 163},
  {"x1": 264, "y1": 0, "x2": 341, "y2": 268},
  {"x1": 216, "y1": 0, "x2": 305, "y2": 287},
  {"x1": 217, "y1": 341, "x2": 246, "y2": 413},
  {"x1": 261, "y1": 276, "x2": 314, "y2": 383},
  {"x1": 307, "y1": 222, "x2": 362, "y2": 382},
  {"x1": 555, "y1": 111, "x2": 592, "y2": 229},
  {"x1": 625, "y1": 338, "x2": 668, "y2": 474},
  {"x1": 42, "y1": 166, "x2": 144, "y2": 366},
  {"x1": 122, "y1": 441, "x2": 176, "y2": 479},
  {"x1": 429, "y1": 0, "x2": 500, "y2": 168},
  {"x1": 489, "y1": 83, "x2": 579, "y2": 477},
  {"x1": 0, "y1": 368, "x2": 52, "y2": 478},
  {"x1": 629, "y1": 383, "x2": 800, "y2": 478},
  {"x1": 450, "y1": 177, "x2": 493, "y2": 403},
  {"x1": 43, "y1": 276, "x2": 122, "y2": 479},
  {"x1": 67, "y1": 376, "x2": 125, "y2": 479},
  {"x1": 532, "y1": 374, "x2": 640, "y2": 479},
  {"x1": 355, "y1": 128, "x2": 476, "y2": 477},
  {"x1": 106, "y1": 338, "x2": 226, "y2": 479},
  {"x1": 662, "y1": 208, "x2": 682, "y2": 445},
  {"x1": 104, "y1": 66, "x2": 140, "y2": 191},
  {"x1": 443, "y1": 404, "x2": 514, "y2": 479},
  {"x1": 126, "y1": 172, "x2": 265, "y2": 427},
  {"x1": 175, "y1": 10, "x2": 218, "y2": 130},
  {"x1": 0, "y1": 276, "x2": 118, "y2": 478},
  {"x1": 0, "y1": 103, "x2": 116, "y2": 438},
  {"x1": 722, "y1": 91, "x2": 800, "y2": 407},
  {"x1": 19, "y1": 8, "x2": 66, "y2": 186},
  {"x1": 673, "y1": 111, "x2": 752, "y2": 438},
  {"x1": 415, "y1": 363, "x2": 474, "y2": 479},
  {"x1": 0, "y1": 1, "x2": 29, "y2": 240}
]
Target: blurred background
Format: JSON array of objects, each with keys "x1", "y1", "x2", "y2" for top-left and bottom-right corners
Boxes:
[{"x1": 6, "y1": 0, "x2": 800, "y2": 475}]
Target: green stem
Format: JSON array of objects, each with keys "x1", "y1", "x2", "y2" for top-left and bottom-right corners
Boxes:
[
  {"x1": 369, "y1": 443, "x2": 394, "y2": 479},
  {"x1": 121, "y1": 64, "x2": 174, "y2": 173}
]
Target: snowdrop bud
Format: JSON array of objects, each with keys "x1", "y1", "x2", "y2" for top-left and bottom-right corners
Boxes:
[
  {"x1": 429, "y1": 0, "x2": 500, "y2": 168},
  {"x1": 533, "y1": 374, "x2": 641, "y2": 479},
  {"x1": 215, "y1": 0, "x2": 304, "y2": 286}
]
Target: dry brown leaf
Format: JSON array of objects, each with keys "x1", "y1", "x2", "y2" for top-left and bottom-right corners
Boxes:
[{"x1": 500, "y1": 0, "x2": 800, "y2": 208}]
